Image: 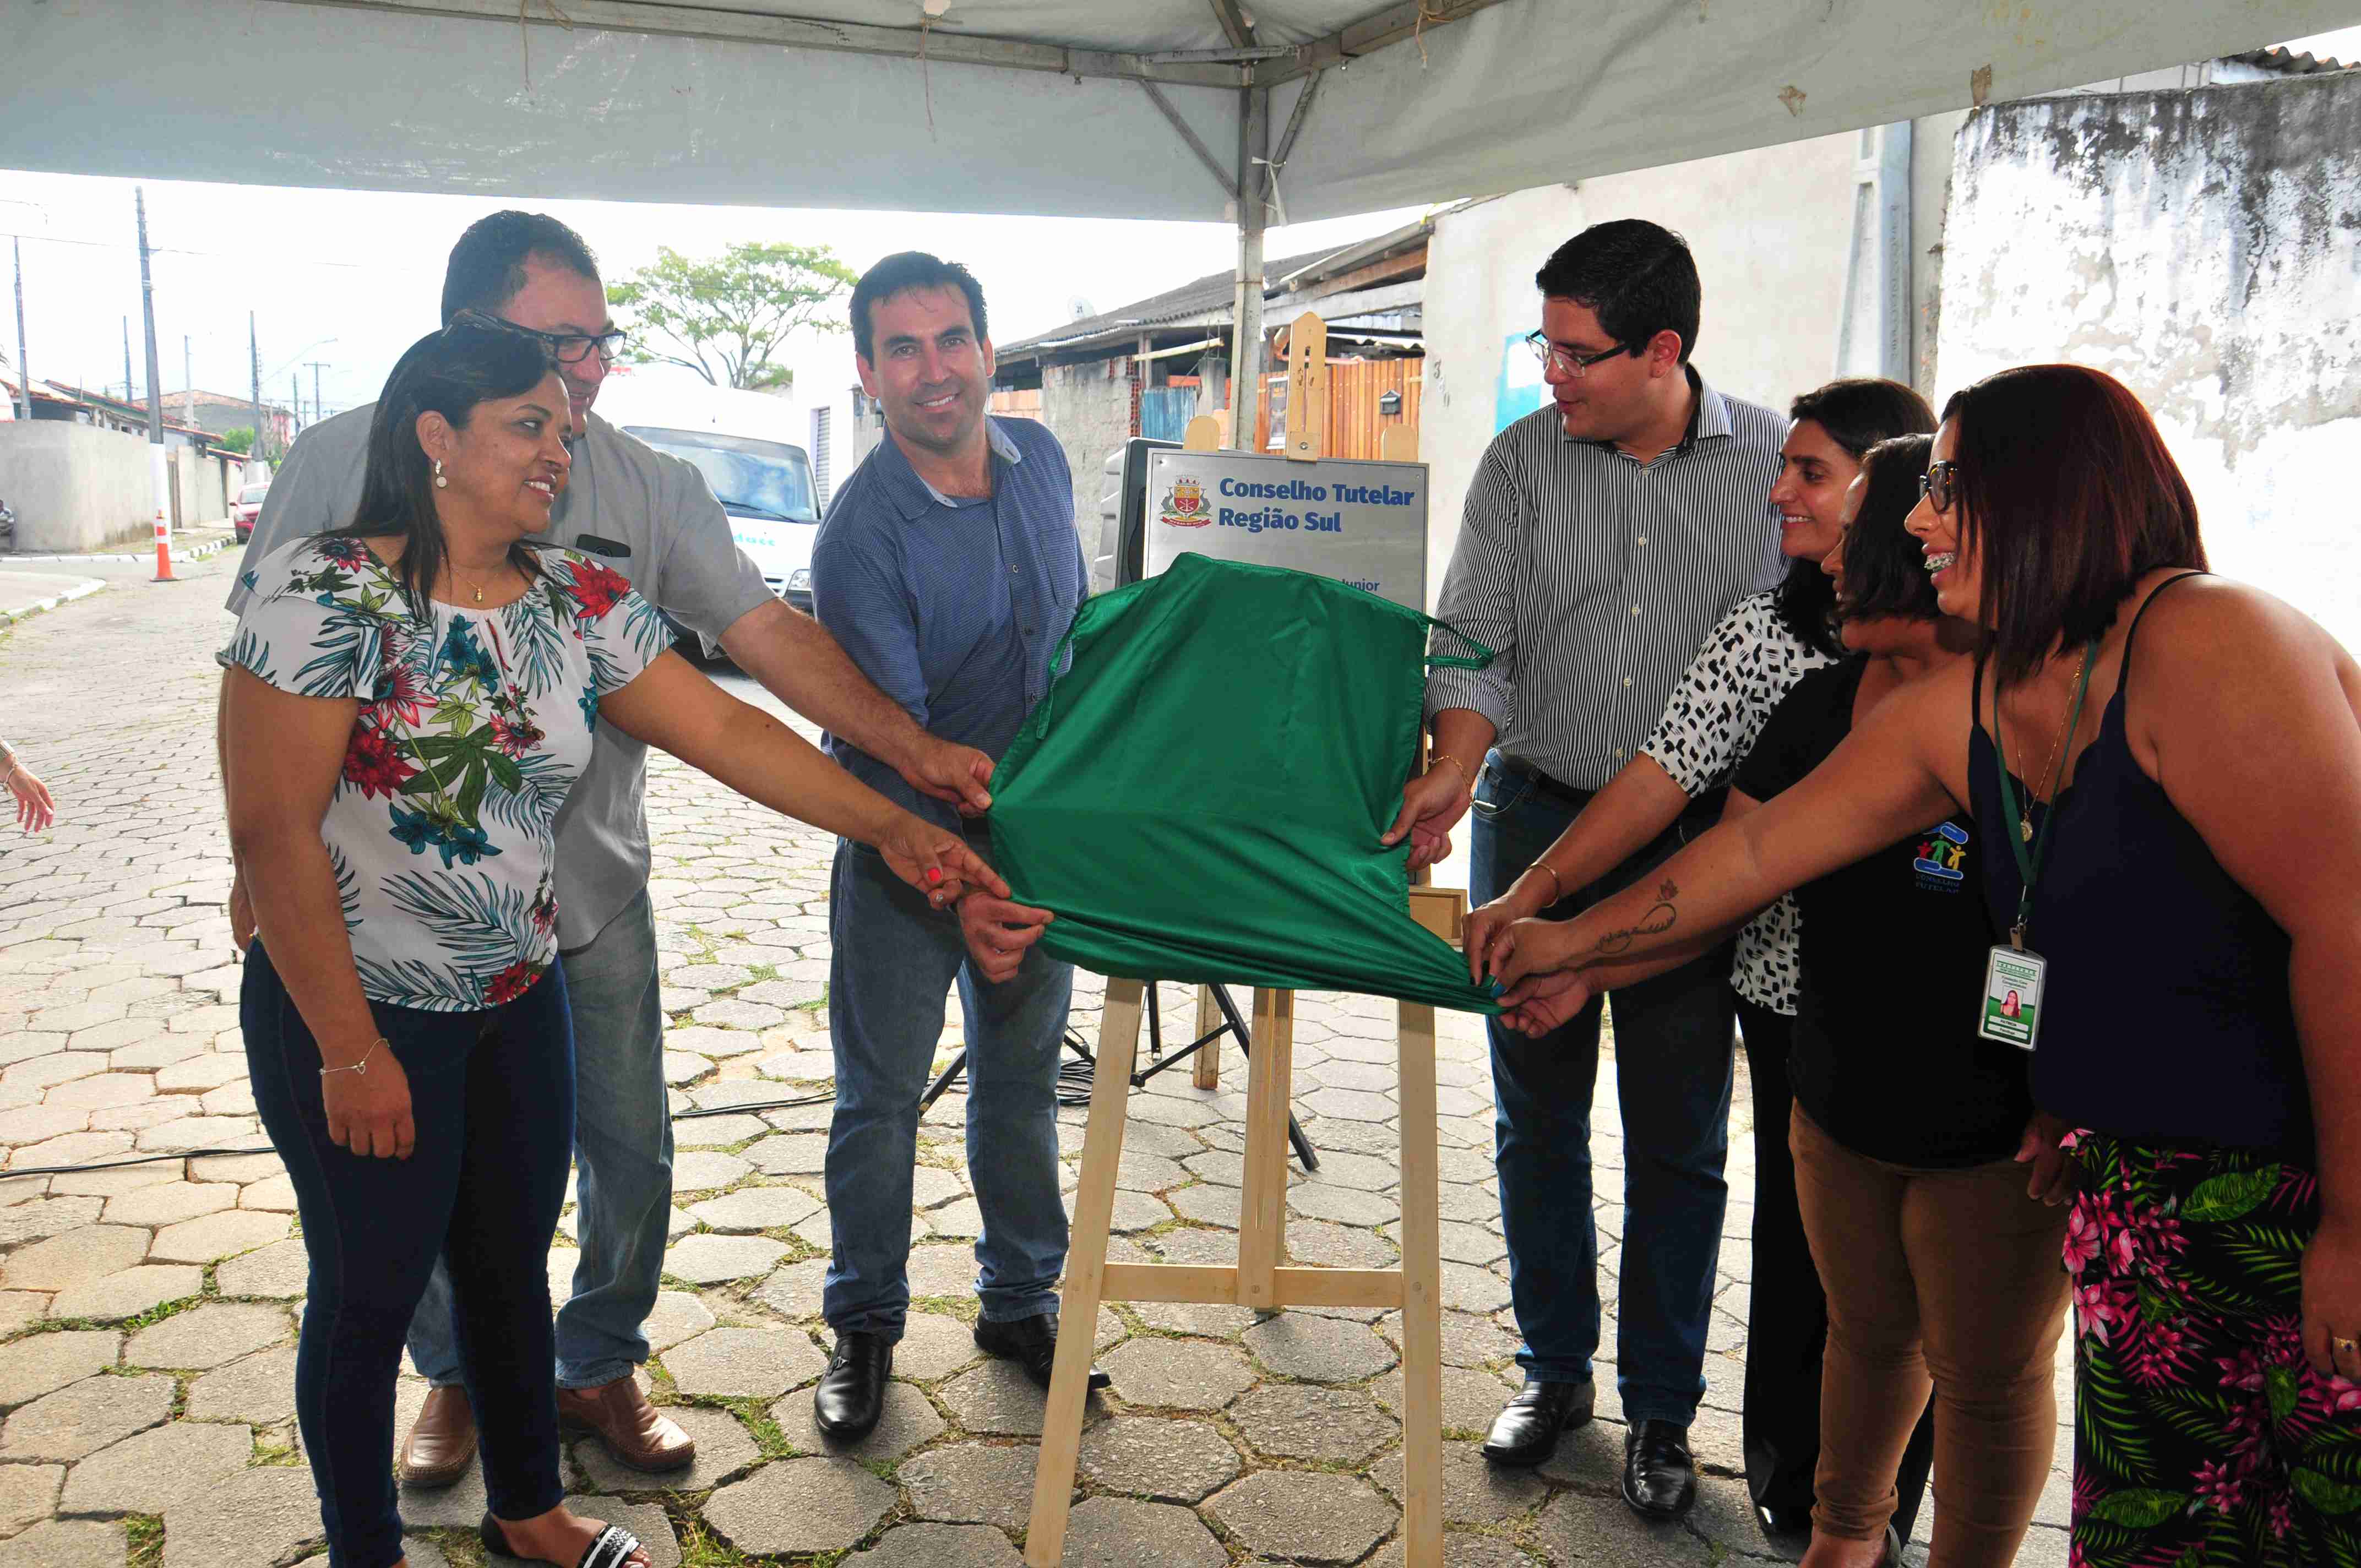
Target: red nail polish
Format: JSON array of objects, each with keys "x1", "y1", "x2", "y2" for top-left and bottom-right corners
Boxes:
[{"x1": 927, "y1": 868, "x2": 942, "y2": 884}]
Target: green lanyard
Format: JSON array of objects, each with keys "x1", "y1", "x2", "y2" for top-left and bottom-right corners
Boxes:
[{"x1": 1990, "y1": 639, "x2": 2099, "y2": 951}]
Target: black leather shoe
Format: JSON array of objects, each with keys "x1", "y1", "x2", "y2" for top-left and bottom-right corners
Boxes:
[
  {"x1": 1622, "y1": 1419, "x2": 1699, "y2": 1520},
  {"x1": 1479, "y1": 1376, "x2": 1595, "y2": 1467},
  {"x1": 1753, "y1": 1500, "x2": 1814, "y2": 1539},
  {"x1": 973, "y1": 1313, "x2": 1111, "y2": 1392},
  {"x1": 813, "y1": 1330, "x2": 893, "y2": 1440}
]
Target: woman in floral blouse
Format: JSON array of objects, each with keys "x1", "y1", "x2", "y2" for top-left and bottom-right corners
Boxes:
[{"x1": 220, "y1": 321, "x2": 1002, "y2": 1568}]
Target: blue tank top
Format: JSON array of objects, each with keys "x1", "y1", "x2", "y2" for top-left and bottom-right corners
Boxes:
[{"x1": 1968, "y1": 574, "x2": 2308, "y2": 1158}]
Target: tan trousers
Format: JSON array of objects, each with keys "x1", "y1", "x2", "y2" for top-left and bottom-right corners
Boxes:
[{"x1": 1789, "y1": 1104, "x2": 2069, "y2": 1567}]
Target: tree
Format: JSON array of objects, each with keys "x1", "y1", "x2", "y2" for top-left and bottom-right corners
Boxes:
[
  {"x1": 606, "y1": 241, "x2": 859, "y2": 393},
  {"x1": 219, "y1": 427, "x2": 255, "y2": 455}
]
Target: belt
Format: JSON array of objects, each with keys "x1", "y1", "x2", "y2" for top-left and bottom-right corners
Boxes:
[
  {"x1": 1491, "y1": 753, "x2": 1728, "y2": 827},
  {"x1": 1489, "y1": 755, "x2": 1593, "y2": 812}
]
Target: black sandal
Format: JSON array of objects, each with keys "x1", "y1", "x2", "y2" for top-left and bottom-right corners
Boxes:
[{"x1": 478, "y1": 1511, "x2": 645, "y2": 1568}]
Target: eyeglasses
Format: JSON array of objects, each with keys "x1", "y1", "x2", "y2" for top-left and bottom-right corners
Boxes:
[
  {"x1": 1521, "y1": 329, "x2": 1631, "y2": 378},
  {"x1": 451, "y1": 309, "x2": 628, "y2": 366},
  {"x1": 1919, "y1": 460, "x2": 1960, "y2": 515}
]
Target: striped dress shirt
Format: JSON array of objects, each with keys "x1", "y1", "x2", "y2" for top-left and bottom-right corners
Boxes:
[{"x1": 1425, "y1": 369, "x2": 1787, "y2": 792}]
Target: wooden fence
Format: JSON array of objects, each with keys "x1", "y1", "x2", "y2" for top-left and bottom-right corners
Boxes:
[{"x1": 1253, "y1": 358, "x2": 1422, "y2": 460}]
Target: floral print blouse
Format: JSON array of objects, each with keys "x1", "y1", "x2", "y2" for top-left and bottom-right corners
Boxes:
[{"x1": 224, "y1": 536, "x2": 671, "y2": 1012}]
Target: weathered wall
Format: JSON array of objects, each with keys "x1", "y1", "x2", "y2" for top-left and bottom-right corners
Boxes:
[
  {"x1": 0, "y1": 422, "x2": 155, "y2": 552},
  {"x1": 1040, "y1": 357, "x2": 1135, "y2": 536},
  {"x1": 1936, "y1": 75, "x2": 2361, "y2": 646}
]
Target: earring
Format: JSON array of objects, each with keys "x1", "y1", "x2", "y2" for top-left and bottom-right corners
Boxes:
[{"x1": 433, "y1": 459, "x2": 448, "y2": 490}]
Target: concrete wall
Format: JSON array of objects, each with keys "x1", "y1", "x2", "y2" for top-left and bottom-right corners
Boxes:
[
  {"x1": 168, "y1": 448, "x2": 230, "y2": 530},
  {"x1": 0, "y1": 421, "x2": 156, "y2": 552},
  {"x1": 1040, "y1": 356, "x2": 1136, "y2": 536},
  {"x1": 1935, "y1": 74, "x2": 2361, "y2": 647}
]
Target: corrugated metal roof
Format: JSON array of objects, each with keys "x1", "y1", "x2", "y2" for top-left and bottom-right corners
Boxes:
[
  {"x1": 999, "y1": 247, "x2": 1337, "y2": 357},
  {"x1": 2227, "y1": 45, "x2": 2353, "y2": 74}
]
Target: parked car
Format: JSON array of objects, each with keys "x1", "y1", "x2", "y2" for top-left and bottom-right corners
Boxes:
[
  {"x1": 230, "y1": 480, "x2": 269, "y2": 542},
  {"x1": 592, "y1": 376, "x2": 823, "y2": 649}
]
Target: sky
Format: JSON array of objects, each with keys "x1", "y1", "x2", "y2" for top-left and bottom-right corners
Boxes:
[
  {"x1": 4, "y1": 20, "x2": 2354, "y2": 429},
  {"x1": 0, "y1": 170, "x2": 1423, "y2": 429}
]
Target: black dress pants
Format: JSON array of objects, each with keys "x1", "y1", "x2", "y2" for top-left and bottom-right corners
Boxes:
[{"x1": 1737, "y1": 999, "x2": 1934, "y2": 1538}]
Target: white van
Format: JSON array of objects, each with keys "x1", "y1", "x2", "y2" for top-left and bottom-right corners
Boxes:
[{"x1": 593, "y1": 373, "x2": 823, "y2": 616}]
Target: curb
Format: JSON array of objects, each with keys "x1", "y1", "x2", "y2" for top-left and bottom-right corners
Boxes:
[
  {"x1": 7, "y1": 532, "x2": 240, "y2": 567},
  {"x1": 0, "y1": 576, "x2": 108, "y2": 628}
]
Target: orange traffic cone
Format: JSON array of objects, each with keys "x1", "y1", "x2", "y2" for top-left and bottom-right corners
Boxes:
[{"x1": 153, "y1": 511, "x2": 176, "y2": 581}]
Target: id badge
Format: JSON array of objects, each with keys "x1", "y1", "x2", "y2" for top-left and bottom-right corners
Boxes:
[{"x1": 1978, "y1": 945, "x2": 2047, "y2": 1051}]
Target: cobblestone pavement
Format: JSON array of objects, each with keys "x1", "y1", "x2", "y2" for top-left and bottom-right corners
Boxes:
[{"x1": 0, "y1": 551, "x2": 2072, "y2": 1565}]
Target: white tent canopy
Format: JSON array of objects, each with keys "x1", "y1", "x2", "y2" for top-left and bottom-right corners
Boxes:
[
  {"x1": 9, "y1": 0, "x2": 2352, "y2": 436},
  {"x1": 6, "y1": 1, "x2": 2353, "y2": 224}
]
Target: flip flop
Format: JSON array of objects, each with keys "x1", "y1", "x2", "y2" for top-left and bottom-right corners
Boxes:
[{"x1": 478, "y1": 1511, "x2": 646, "y2": 1568}]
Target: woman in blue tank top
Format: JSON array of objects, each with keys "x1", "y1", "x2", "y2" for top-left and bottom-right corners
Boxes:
[{"x1": 1487, "y1": 363, "x2": 2361, "y2": 1567}]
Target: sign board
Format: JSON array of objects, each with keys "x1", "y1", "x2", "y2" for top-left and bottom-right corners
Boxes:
[{"x1": 1144, "y1": 448, "x2": 1427, "y2": 612}]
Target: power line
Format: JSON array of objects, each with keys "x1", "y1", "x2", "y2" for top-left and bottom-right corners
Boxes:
[{"x1": 0, "y1": 229, "x2": 424, "y2": 274}]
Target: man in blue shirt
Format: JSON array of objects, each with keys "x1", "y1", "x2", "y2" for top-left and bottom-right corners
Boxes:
[{"x1": 807, "y1": 252, "x2": 1103, "y2": 1439}]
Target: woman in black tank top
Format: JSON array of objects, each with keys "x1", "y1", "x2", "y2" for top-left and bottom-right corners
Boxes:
[{"x1": 1487, "y1": 364, "x2": 2361, "y2": 1567}]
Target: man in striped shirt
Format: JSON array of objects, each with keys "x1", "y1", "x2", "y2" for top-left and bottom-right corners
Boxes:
[{"x1": 1387, "y1": 220, "x2": 1785, "y2": 1515}]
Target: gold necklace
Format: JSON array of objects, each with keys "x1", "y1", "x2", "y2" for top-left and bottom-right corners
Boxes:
[
  {"x1": 450, "y1": 559, "x2": 503, "y2": 605},
  {"x1": 2017, "y1": 645, "x2": 2088, "y2": 842}
]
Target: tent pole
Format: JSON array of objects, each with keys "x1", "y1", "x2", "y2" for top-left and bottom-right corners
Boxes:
[{"x1": 1228, "y1": 83, "x2": 1269, "y2": 451}]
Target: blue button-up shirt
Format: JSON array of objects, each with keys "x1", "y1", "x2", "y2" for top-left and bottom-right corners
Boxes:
[{"x1": 813, "y1": 416, "x2": 1087, "y2": 831}]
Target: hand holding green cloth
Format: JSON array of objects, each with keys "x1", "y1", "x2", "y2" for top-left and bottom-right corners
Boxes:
[{"x1": 984, "y1": 553, "x2": 1503, "y2": 1015}]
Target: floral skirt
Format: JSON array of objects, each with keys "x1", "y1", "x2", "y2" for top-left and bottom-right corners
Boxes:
[{"x1": 2067, "y1": 1130, "x2": 2361, "y2": 1567}]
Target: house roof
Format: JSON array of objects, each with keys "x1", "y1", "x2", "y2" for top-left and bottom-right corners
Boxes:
[
  {"x1": 40, "y1": 382, "x2": 232, "y2": 444},
  {"x1": 999, "y1": 246, "x2": 1338, "y2": 358},
  {"x1": 159, "y1": 388, "x2": 290, "y2": 409},
  {"x1": 998, "y1": 211, "x2": 1438, "y2": 363}
]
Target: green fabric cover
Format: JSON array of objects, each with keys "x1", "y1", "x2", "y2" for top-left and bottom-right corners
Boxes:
[{"x1": 987, "y1": 553, "x2": 1502, "y2": 1014}]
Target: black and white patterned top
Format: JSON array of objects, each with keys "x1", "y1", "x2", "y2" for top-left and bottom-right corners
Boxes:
[{"x1": 1640, "y1": 590, "x2": 1839, "y2": 1014}]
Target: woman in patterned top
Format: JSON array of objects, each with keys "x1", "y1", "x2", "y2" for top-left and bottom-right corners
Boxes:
[
  {"x1": 220, "y1": 323, "x2": 1003, "y2": 1568},
  {"x1": 1462, "y1": 376, "x2": 1937, "y2": 1542}
]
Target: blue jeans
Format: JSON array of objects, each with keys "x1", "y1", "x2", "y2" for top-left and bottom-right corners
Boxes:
[
  {"x1": 1472, "y1": 752, "x2": 1735, "y2": 1428},
  {"x1": 822, "y1": 837, "x2": 1073, "y2": 1337},
  {"x1": 406, "y1": 891, "x2": 671, "y2": 1389},
  {"x1": 243, "y1": 944, "x2": 572, "y2": 1568}
]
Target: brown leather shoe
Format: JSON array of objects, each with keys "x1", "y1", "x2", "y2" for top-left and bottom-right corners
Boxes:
[
  {"x1": 399, "y1": 1384, "x2": 477, "y2": 1489},
  {"x1": 557, "y1": 1375, "x2": 695, "y2": 1472}
]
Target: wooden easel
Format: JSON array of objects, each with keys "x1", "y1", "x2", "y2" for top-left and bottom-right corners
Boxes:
[
  {"x1": 1026, "y1": 329, "x2": 1453, "y2": 1564},
  {"x1": 1023, "y1": 885, "x2": 1463, "y2": 1568}
]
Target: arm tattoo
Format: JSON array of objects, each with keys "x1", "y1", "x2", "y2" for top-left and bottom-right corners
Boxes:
[{"x1": 1593, "y1": 878, "x2": 1679, "y2": 957}]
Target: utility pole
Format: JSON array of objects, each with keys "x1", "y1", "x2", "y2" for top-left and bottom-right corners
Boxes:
[
  {"x1": 10, "y1": 237, "x2": 28, "y2": 422},
  {"x1": 291, "y1": 374, "x2": 300, "y2": 442},
  {"x1": 122, "y1": 317, "x2": 134, "y2": 407},
  {"x1": 136, "y1": 187, "x2": 175, "y2": 571},
  {"x1": 249, "y1": 312, "x2": 264, "y2": 464},
  {"x1": 306, "y1": 360, "x2": 327, "y2": 427}
]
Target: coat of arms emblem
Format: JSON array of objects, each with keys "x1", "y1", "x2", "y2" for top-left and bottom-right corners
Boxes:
[{"x1": 1157, "y1": 475, "x2": 1211, "y2": 527}]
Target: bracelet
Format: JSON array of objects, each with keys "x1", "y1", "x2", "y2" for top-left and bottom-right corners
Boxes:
[
  {"x1": 1428, "y1": 753, "x2": 1473, "y2": 788},
  {"x1": 1528, "y1": 861, "x2": 1564, "y2": 903},
  {"x1": 320, "y1": 1037, "x2": 388, "y2": 1079}
]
